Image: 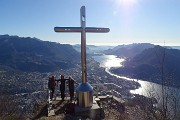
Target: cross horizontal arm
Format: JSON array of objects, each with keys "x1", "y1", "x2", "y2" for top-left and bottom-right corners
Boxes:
[
  {"x1": 54, "y1": 27, "x2": 83, "y2": 32},
  {"x1": 54, "y1": 27, "x2": 110, "y2": 33},
  {"x1": 85, "y1": 27, "x2": 110, "y2": 33}
]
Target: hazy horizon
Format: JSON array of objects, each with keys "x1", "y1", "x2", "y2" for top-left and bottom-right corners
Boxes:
[{"x1": 2, "y1": 34, "x2": 180, "y2": 47}]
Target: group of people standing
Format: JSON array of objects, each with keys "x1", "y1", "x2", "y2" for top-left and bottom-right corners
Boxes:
[{"x1": 48, "y1": 75, "x2": 75, "y2": 101}]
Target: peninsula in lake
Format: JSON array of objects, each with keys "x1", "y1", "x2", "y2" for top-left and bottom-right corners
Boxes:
[{"x1": 107, "y1": 43, "x2": 180, "y2": 87}]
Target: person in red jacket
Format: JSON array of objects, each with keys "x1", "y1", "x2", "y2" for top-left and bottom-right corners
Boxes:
[{"x1": 48, "y1": 76, "x2": 56, "y2": 100}]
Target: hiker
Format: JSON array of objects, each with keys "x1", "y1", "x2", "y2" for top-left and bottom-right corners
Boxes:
[
  {"x1": 59, "y1": 75, "x2": 66, "y2": 101},
  {"x1": 68, "y1": 77, "x2": 75, "y2": 101},
  {"x1": 48, "y1": 76, "x2": 56, "y2": 100}
]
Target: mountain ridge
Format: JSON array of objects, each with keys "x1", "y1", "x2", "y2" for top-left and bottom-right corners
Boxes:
[
  {"x1": 0, "y1": 35, "x2": 80, "y2": 72},
  {"x1": 111, "y1": 45, "x2": 180, "y2": 86},
  {"x1": 104, "y1": 43, "x2": 155, "y2": 58}
]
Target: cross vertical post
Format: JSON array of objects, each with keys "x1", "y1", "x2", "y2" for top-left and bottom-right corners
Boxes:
[
  {"x1": 54, "y1": 6, "x2": 110, "y2": 108},
  {"x1": 81, "y1": 6, "x2": 87, "y2": 84}
]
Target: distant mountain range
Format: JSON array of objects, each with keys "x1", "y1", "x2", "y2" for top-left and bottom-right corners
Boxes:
[
  {"x1": 73, "y1": 44, "x2": 114, "y2": 54},
  {"x1": 0, "y1": 35, "x2": 80, "y2": 72},
  {"x1": 110, "y1": 44, "x2": 180, "y2": 87},
  {"x1": 169, "y1": 46, "x2": 180, "y2": 50},
  {"x1": 104, "y1": 43, "x2": 155, "y2": 58}
]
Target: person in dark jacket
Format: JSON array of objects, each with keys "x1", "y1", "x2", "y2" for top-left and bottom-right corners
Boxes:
[
  {"x1": 68, "y1": 77, "x2": 75, "y2": 101},
  {"x1": 48, "y1": 76, "x2": 56, "y2": 100},
  {"x1": 59, "y1": 75, "x2": 66, "y2": 101}
]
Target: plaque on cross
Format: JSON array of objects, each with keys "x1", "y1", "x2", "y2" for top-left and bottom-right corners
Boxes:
[{"x1": 54, "y1": 6, "x2": 110, "y2": 107}]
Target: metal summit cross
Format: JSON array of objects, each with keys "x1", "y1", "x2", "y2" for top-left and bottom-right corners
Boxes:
[{"x1": 54, "y1": 6, "x2": 110, "y2": 107}]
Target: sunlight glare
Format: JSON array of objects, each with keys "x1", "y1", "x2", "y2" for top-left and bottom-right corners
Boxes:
[
  {"x1": 118, "y1": 0, "x2": 137, "y2": 4},
  {"x1": 115, "y1": 0, "x2": 138, "y2": 11}
]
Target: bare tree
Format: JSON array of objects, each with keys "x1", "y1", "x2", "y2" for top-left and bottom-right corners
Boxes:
[{"x1": 154, "y1": 45, "x2": 180, "y2": 120}]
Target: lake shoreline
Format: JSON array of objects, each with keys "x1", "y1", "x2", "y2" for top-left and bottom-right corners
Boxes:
[
  {"x1": 92, "y1": 54, "x2": 180, "y2": 113},
  {"x1": 109, "y1": 61, "x2": 180, "y2": 89}
]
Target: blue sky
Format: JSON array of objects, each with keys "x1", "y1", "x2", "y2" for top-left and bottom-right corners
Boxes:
[{"x1": 0, "y1": 0, "x2": 180, "y2": 46}]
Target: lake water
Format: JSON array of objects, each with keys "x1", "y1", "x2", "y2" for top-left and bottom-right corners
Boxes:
[{"x1": 92, "y1": 54, "x2": 180, "y2": 115}]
